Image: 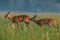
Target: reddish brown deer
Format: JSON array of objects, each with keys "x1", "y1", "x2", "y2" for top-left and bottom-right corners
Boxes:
[
  {"x1": 31, "y1": 15, "x2": 56, "y2": 27},
  {"x1": 4, "y1": 12, "x2": 30, "y2": 28}
]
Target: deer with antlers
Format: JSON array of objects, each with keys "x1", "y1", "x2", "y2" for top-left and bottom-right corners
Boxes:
[
  {"x1": 4, "y1": 12, "x2": 31, "y2": 29},
  {"x1": 31, "y1": 15, "x2": 56, "y2": 27}
]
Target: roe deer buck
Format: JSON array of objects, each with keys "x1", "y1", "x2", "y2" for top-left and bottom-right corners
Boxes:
[
  {"x1": 4, "y1": 12, "x2": 30, "y2": 28},
  {"x1": 31, "y1": 15, "x2": 56, "y2": 27}
]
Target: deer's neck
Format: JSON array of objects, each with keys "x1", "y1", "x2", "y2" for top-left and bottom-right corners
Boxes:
[
  {"x1": 8, "y1": 17, "x2": 13, "y2": 21},
  {"x1": 33, "y1": 19, "x2": 38, "y2": 23}
]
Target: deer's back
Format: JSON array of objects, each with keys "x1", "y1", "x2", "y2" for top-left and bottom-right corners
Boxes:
[
  {"x1": 12, "y1": 15, "x2": 30, "y2": 23},
  {"x1": 13, "y1": 16, "x2": 23, "y2": 23},
  {"x1": 38, "y1": 18, "x2": 56, "y2": 24}
]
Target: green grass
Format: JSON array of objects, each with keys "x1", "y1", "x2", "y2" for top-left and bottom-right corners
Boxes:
[{"x1": 0, "y1": 13, "x2": 60, "y2": 40}]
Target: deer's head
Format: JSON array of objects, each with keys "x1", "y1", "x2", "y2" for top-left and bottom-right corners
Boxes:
[
  {"x1": 31, "y1": 15, "x2": 37, "y2": 21},
  {"x1": 5, "y1": 12, "x2": 12, "y2": 18}
]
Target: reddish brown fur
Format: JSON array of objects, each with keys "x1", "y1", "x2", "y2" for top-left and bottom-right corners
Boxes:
[
  {"x1": 5, "y1": 12, "x2": 30, "y2": 27},
  {"x1": 31, "y1": 15, "x2": 56, "y2": 27}
]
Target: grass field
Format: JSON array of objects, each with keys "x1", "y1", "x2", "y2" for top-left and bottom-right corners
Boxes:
[{"x1": 0, "y1": 13, "x2": 60, "y2": 40}]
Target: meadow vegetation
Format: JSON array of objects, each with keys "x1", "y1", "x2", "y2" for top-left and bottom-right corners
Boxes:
[{"x1": 0, "y1": 12, "x2": 60, "y2": 40}]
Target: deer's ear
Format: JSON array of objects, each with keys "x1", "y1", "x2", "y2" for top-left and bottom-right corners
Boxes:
[{"x1": 7, "y1": 11, "x2": 10, "y2": 14}]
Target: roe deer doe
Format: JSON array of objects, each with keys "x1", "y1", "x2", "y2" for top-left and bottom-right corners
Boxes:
[
  {"x1": 5, "y1": 12, "x2": 31, "y2": 29},
  {"x1": 31, "y1": 15, "x2": 56, "y2": 27}
]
